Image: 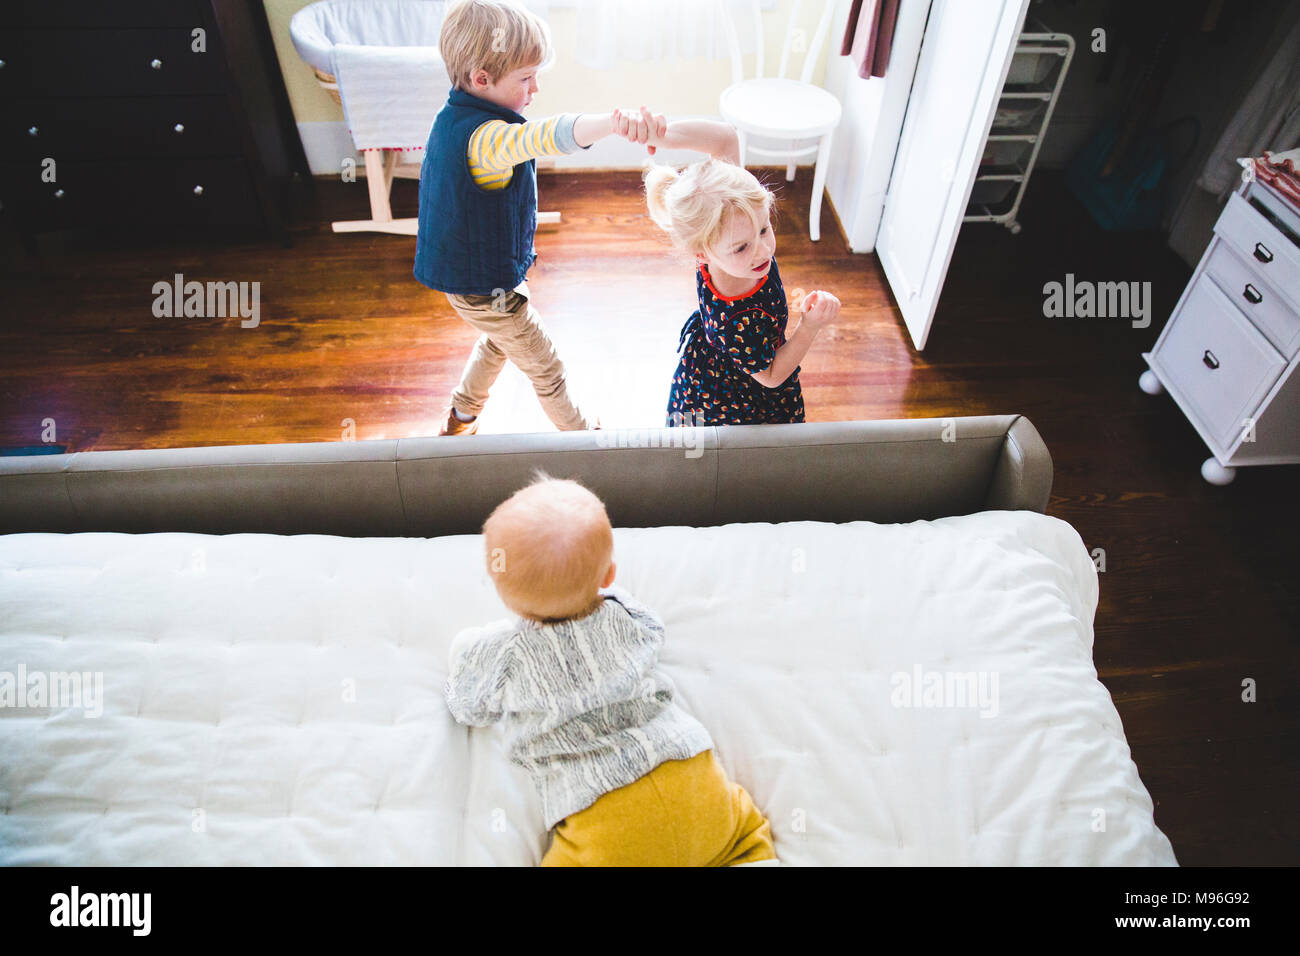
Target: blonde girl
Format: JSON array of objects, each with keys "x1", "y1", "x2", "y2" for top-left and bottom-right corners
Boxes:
[{"x1": 633, "y1": 112, "x2": 841, "y2": 426}]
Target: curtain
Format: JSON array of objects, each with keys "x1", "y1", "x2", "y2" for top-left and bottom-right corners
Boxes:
[
  {"x1": 840, "y1": 0, "x2": 900, "y2": 79},
  {"x1": 573, "y1": 0, "x2": 759, "y2": 71}
]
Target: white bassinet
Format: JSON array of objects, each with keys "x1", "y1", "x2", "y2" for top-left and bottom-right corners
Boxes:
[
  {"x1": 290, "y1": 0, "x2": 446, "y2": 234},
  {"x1": 290, "y1": 0, "x2": 446, "y2": 103}
]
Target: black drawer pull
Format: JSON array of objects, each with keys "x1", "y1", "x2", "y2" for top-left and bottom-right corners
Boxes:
[
  {"x1": 1203, "y1": 349, "x2": 1220, "y2": 370},
  {"x1": 1254, "y1": 242, "x2": 1273, "y2": 263},
  {"x1": 1243, "y1": 283, "x2": 1263, "y2": 304}
]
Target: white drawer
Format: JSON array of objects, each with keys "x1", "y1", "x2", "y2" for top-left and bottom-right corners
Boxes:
[
  {"x1": 1203, "y1": 239, "x2": 1300, "y2": 358},
  {"x1": 1214, "y1": 191, "x2": 1300, "y2": 310},
  {"x1": 1153, "y1": 277, "x2": 1287, "y2": 449}
]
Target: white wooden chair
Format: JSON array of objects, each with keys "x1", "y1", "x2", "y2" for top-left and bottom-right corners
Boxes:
[{"x1": 718, "y1": 0, "x2": 842, "y2": 240}]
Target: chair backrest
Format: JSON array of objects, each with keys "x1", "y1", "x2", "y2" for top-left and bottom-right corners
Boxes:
[{"x1": 719, "y1": 0, "x2": 837, "y2": 86}]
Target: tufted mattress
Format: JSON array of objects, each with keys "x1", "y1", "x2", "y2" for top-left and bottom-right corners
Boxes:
[{"x1": 0, "y1": 511, "x2": 1177, "y2": 865}]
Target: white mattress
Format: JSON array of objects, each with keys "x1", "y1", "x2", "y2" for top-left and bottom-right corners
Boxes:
[{"x1": 0, "y1": 513, "x2": 1177, "y2": 865}]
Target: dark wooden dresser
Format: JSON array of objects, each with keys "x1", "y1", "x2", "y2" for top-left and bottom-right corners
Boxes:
[{"x1": 0, "y1": 0, "x2": 311, "y2": 252}]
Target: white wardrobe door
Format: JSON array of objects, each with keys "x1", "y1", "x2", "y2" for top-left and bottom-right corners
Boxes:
[{"x1": 876, "y1": 0, "x2": 1029, "y2": 350}]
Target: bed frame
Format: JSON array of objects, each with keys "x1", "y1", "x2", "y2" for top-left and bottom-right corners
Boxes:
[{"x1": 0, "y1": 416, "x2": 1052, "y2": 536}]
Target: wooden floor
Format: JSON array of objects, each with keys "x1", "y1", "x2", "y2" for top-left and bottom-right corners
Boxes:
[{"x1": 2, "y1": 168, "x2": 1297, "y2": 865}]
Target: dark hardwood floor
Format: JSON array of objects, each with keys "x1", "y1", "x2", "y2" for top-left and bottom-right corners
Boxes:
[{"x1": 1, "y1": 167, "x2": 1297, "y2": 865}]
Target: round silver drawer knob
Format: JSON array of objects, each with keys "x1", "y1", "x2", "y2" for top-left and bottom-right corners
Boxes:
[
  {"x1": 53, "y1": 189, "x2": 65, "y2": 198},
  {"x1": 28, "y1": 126, "x2": 38, "y2": 137},
  {"x1": 0, "y1": 60, "x2": 7, "y2": 69},
  {"x1": 173, "y1": 123, "x2": 185, "y2": 134},
  {"x1": 193, "y1": 185, "x2": 204, "y2": 195},
  {"x1": 151, "y1": 58, "x2": 163, "y2": 70}
]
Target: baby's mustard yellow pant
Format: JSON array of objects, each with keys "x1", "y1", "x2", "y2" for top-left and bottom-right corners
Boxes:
[{"x1": 540, "y1": 749, "x2": 778, "y2": 867}]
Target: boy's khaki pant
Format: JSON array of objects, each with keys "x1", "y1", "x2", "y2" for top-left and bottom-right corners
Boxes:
[
  {"x1": 445, "y1": 282, "x2": 592, "y2": 431},
  {"x1": 540, "y1": 749, "x2": 778, "y2": 867}
]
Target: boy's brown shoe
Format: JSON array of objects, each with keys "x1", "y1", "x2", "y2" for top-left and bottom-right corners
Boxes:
[{"x1": 437, "y1": 406, "x2": 479, "y2": 437}]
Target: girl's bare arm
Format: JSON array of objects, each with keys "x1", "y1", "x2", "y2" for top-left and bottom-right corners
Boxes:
[
  {"x1": 751, "y1": 322, "x2": 820, "y2": 388},
  {"x1": 750, "y1": 292, "x2": 841, "y2": 389},
  {"x1": 656, "y1": 119, "x2": 740, "y2": 164},
  {"x1": 621, "y1": 109, "x2": 740, "y2": 164}
]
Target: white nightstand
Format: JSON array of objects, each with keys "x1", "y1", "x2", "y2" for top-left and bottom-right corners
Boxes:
[{"x1": 1140, "y1": 174, "x2": 1300, "y2": 485}]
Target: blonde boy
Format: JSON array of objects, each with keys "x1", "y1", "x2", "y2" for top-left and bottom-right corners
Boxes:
[
  {"x1": 414, "y1": 0, "x2": 656, "y2": 435},
  {"x1": 444, "y1": 475, "x2": 778, "y2": 866}
]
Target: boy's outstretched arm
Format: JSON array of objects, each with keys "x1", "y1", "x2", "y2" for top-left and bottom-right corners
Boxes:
[
  {"x1": 468, "y1": 110, "x2": 647, "y2": 184},
  {"x1": 571, "y1": 112, "x2": 620, "y2": 148}
]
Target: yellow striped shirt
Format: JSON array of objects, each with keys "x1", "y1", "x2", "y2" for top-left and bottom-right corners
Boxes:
[{"x1": 466, "y1": 115, "x2": 578, "y2": 190}]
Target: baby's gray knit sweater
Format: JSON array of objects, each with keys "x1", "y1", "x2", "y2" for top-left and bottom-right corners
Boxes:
[{"x1": 444, "y1": 584, "x2": 715, "y2": 830}]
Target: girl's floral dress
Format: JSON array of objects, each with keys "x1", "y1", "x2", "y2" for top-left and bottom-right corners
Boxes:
[{"x1": 666, "y1": 257, "x2": 805, "y2": 426}]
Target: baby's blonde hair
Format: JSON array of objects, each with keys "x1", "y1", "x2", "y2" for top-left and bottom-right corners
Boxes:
[
  {"x1": 482, "y1": 473, "x2": 614, "y2": 622},
  {"x1": 441, "y1": 0, "x2": 552, "y2": 91},
  {"x1": 644, "y1": 158, "x2": 775, "y2": 259}
]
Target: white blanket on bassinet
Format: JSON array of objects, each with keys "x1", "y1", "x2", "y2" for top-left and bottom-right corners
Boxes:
[{"x1": 330, "y1": 43, "x2": 452, "y2": 151}]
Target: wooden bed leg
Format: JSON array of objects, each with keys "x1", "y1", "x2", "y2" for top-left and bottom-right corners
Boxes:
[
  {"x1": 365, "y1": 148, "x2": 393, "y2": 223},
  {"x1": 333, "y1": 149, "x2": 407, "y2": 233},
  {"x1": 334, "y1": 150, "x2": 560, "y2": 234}
]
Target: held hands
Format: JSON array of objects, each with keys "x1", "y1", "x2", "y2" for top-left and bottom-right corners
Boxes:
[
  {"x1": 612, "y1": 110, "x2": 738, "y2": 162},
  {"x1": 612, "y1": 106, "x2": 667, "y2": 154}
]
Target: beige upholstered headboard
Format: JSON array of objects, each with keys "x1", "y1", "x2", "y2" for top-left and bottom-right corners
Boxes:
[{"x1": 0, "y1": 416, "x2": 1052, "y2": 536}]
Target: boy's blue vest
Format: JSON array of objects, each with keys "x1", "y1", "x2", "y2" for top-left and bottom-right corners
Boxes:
[{"x1": 413, "y1": 89, "x2": 537, "y2": 295}]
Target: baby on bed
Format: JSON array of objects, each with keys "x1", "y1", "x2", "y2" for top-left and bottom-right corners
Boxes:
[{"x1": 444, "y1": 474, "x2": 778, "y2": 866}]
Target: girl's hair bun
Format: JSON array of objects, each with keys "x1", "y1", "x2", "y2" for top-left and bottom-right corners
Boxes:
[
  {"x1": 642, "y1": 157, "x2": 775, "y2": 258},
  {"x1": 643, "y1": 161, "x2": 680, "y2": 231}
]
